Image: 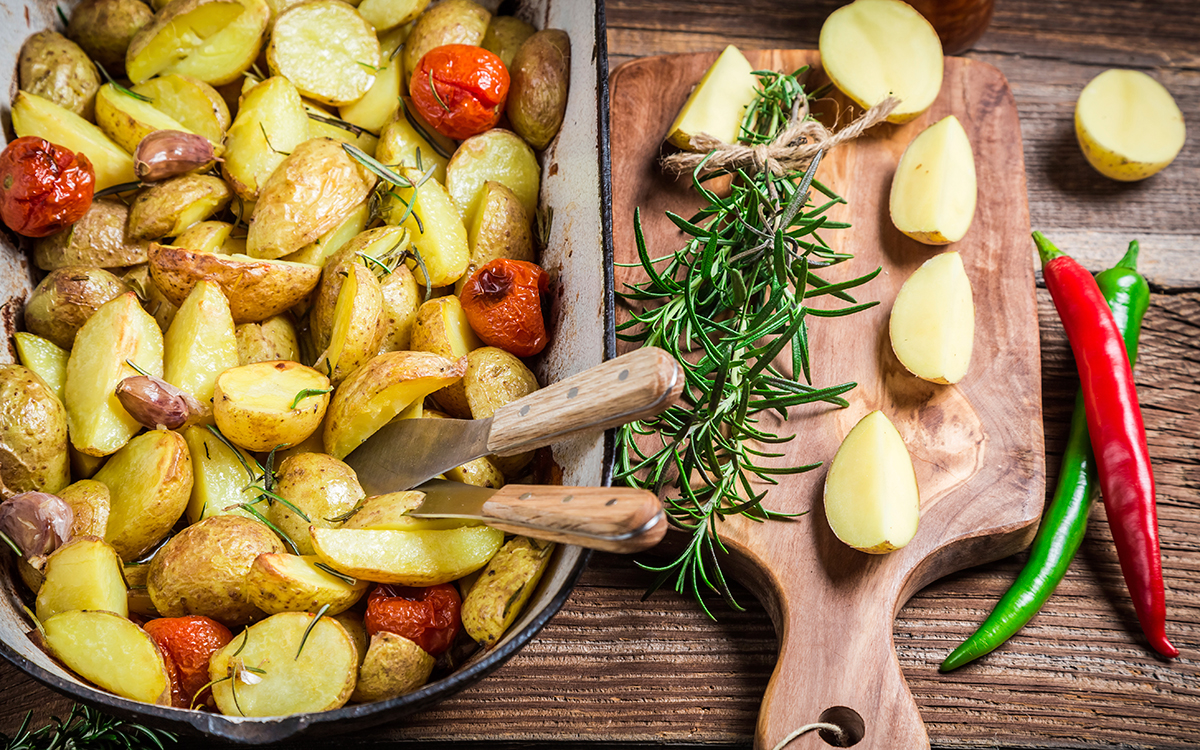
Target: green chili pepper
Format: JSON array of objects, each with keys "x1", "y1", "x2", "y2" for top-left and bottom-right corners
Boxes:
[{"x1": 941, "y1": 240, "x2": 1149, "y2": 672}]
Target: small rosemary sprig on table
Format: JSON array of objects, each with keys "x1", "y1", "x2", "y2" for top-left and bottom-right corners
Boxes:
[
  {"x1": 615, "y1": 67, "x2": 879, "y2": 617},
  {"x1": 1, "y1": 704, "x2": 176, "y2": 750}
]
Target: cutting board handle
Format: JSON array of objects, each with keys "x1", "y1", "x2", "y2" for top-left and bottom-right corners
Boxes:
[
  {"x1": 479, "y1": 484, "x2": 668, "y2": 553},
  {"x1": 487, "y1": 347, "x2": 683, "y2": 455}
]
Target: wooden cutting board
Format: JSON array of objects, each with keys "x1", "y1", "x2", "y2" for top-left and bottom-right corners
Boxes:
[{"x1": 609, "y1": 50, "x2": 1045, "y2": 750}]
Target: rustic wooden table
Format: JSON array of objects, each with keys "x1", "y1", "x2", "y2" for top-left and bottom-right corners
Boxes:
[{"x1": 2, "y1": 1, "x2": 1198, "y2": 748}]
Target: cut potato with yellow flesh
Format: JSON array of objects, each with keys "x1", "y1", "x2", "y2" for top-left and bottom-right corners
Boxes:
[
  {"x1": 461, "y1": 536, "x2": 553, "y2": 648},
  {"x1": 304, "y1": 101, "x2": 380, "y2": 156},
  {"x1": 163, "y1": 280, "x2": 239, "y2": 405},
  {"x1": 342, "y1": 490, "x2": 479, "y2": 531},
  {"x1": 323, "y1": 350, "x2": 466, "y2": 459},
  {"x1": 131, "y1": 74, "x2": 232, "y2": 145},
  {"x1": 213, "y1": 361, "x2": 331, "y2": 452},
  {"x1": 410, "y1": 295, "x2": 481, "y2": 417},
  {"x1": 246, "y1": 553, "x2": 369, "y2": 615},
  {"x1": 171, "y1": 221, "x2": 234, "y2": 253},
  {"x1": 283, "y1": 202, "x2": 371, "y2": 267},
  {"x1": 65, "y1": 293, "x2": 164, "y2": 457},
  {"x1": 267, "y1": 0, "x2": 380, "y2": 106},
  {"x1": 445, "y1": 129, "x2": 540, "y2": 228},
  {"x1": 376, "y1": 102, "x2": 452, "y2": 183},
  {"x1": 59, "y1": 480, "x2": 111, "y2": 538},
  {"x1": 1075, "y1": 69, "x2": 1187, "y2": 182},
  {"x1": 378, "y1": 264, "x2": 421, "y2": 353},
  {"x1": 357, "y1": 0, "x2": 425, "y2": 32},
  {"x1": 270, "y1": 452, "x2": 365, "y2": 556},
  {"x1": 235, "y1": 315, "x2": 300, "y2": 365},
  {"x1": 819, "y1": 0, "x2": 943, "y2": 124},
  {"x1": 94, "y1": 84, "x2": 197, "y2": 154},
  {"x1": 311, "y1": 525, "x2": 505, "y2": 585},
  {"x1": 318, "y1": 264, "x2": 384, "y2": 385},
  {"x1": 350, "y1": 631, "x2": 434, "y2": 703},
  {"x1": 209, "y1": 612, "x2": 356, "y2": 716},
  {"x1": 890, "y1": 252, "x2": 974, "y2": 384},
  {"x1": 127, "y1": 0, "x2": 270, "y2": 86},
  {"x1": 222, "y1": 76, "x2": 311, "y2": 202},
  {"x1": 667, "y1": 45, "x2": 759, "y2": 150},
  {"x1": 889, "y1": 115, "x2": 977, "y2": 245},
  {"x1": 11, "y1": 91, "x2": 136, "y2": 191},
  {"x1": 42, "y1": 610, "x2": 172, "y2": 706},
  {"x1": 339, "y1": 27, "x2": 407, "y2": 132},
  {"x1": 182, "y1": 424, "x2": 258, "y2": 524},
  {"x1": 386, "y1": 168, "x2": 470, "y2": 288},
  {"x1": 164, "y1": 0, "x2": 271, "y2": 85},
  {"x1": 96, "y1": 429, "x2": 193, "y2": 561},
  {"x1": 35, "y1": 537, "x2": 128, "y2": 621},
  {"x1": 824, "y1": 410, "x2": 919, "y2": 554},
  {"x1": 14, "y1": 333, "x2": 68, "y2": 404}
]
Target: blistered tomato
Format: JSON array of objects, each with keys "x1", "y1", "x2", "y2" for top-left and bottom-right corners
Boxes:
[
  {"x1": 460, "y1": 259, "x2": 550, "y2": 357},
  {"x1": 0, "y1": 136, "x2": 94, "y2": 237},
  {"x1": 143, "y1": 615, "x2": 234, "y2": 708},
  {"x1": 410, "y1": 44, "x2": 510, "y2": 141},
  {"x1": 364, "y1": 583, "x2": 462, "y2": 656}
]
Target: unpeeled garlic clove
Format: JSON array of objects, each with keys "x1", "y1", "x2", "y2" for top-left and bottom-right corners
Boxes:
[
  {"x1": 134, "y1": 130, "x2": 216, "y2": 182},
  {"x1": 115, "y1": 375, "x2": 206, "y2": 430},
  {"x1": 0, "y1": 492, "x2": 74, "y2": 566}
]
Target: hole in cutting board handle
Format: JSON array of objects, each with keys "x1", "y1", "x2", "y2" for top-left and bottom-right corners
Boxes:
[{"x1": 818, "y1": 706, "x2": 865, "y2": 747}]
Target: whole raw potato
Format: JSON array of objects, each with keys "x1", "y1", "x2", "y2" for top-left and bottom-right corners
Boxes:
[
  {"x1": 0, "y1": 366, "x2": 70, "y2": 496},
  {"x1": 24, "y1": 267, "x2": 130, "y2": 350},
  {"x1": 67, "y1": 0, "x2": 154, "y2": 72},
  {"x1": 18, "y1": 31, "x2": 101, "y2": 119},
  {"x1": 148, "y1": 515, "x2": 285, "y2": 627}
]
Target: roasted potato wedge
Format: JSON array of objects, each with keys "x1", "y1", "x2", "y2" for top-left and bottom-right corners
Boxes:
[
  {"x1": 310, "y1": 225, "x2": 408, "y2": 350},
  {"x1": 127, "y1": 0, "x2": 270, "y2": 86},
  {"x1": 323, "y1": 350, "x2": 465, "y2": 459},
  {"x1": 170, "y1": 220, "x2": 234, "y2": 253},
  {"x1": 0, "y1": 365, "x2": 70, "y2": 495},
  {"x1": 163, "y1": 280, "x2": 240, "y2": 404},
  {"x1": 246, "y1": 553, "x2": 369, "y2": 615},
  {"x1": 357, "y1": 0, "x2": 425, "y2": 32},
  {"x1": 24, "y1": 267, "x2": 130, "y2": 351},
  {"x1": 267, "y1": 0, "x2": 380, "y2": 106},
  {"x1": 213, "y1": 360, "x2": 331, "y2": 452},
  {"x1": 376, "y1": 102, "x2": 452, "y2": 183},
  {"x1": 222, "y1": 76, "x2": 311, "y2": 201},
  {"x1": 461, "y1": 536, "x2": 554, "y2": 648},
  {"x1": 506, "y1": 29, "x2": 570, "y2": 151},
  {"x1": 124, "y1": 561, "x2": 157, "y2": 617},
  {"x1": 236, "y1": 315, "x2": 300, "y2": 365},
  {"x1": 402, "y1": 0, "x2": 489, "y2": 85},
  {"x1": 95, "y1": 428, "x2": 193, "y2": 561},
  {"x1": 35, "y1": 536, "x2": 128, "y2": 621},
  {"x1": 386, "y1": 167, "x2": 469, "y2": 288},
  {"x1": 444, "y1": 129, "x2": 539, "y2": 227},
  {"x1": 312, "y1": 525, "x2": 504, "y2": 585},
  {"x1": 13, "y1": 333, "x2": 67, "y2": 403},
  {"x1": 304, "y1": 101, "x2": 379, "y2": 156},
  {"x1": 459, "y1": 180, "x2": 534, "y2": 291},
  {"x1": 11, "y1": 91, "x2": 136, "y2": 191},
  {"x1": 341, "y1": 490, "x2": 477, "y2": 532},
  {"x1": 94, "y1": 83, "x2": 195, "y2": 154},
  {"x1": 128, "y1": 175, "x2": 233, "y2": 242},
  {"x1": 247, "y1": 138, "x2": 378, "y2": 260},
  {"x1": 338, "y1": 27, "x2": 406, "y2": 132},
  {"x1": 209, "y1": 611, "x2": 357, "y2": 716},
  {"x1": 378, "y1": 264, "x2": 421, "y2": 353},
  {"x1": 58, "y1": 480, "x2": 111, "y2": 538},
  {"x1": 463, "y1": 346, "x2": 539, "y2": 477},
  {"x1": 282, "y1": 202, "x2": 371, "y2": 267},
  {"x1": 41, "y1": 610, "x2": 172, "y2": 705},
  {"x1": 66, "y1": 0, "x2": 155, "y2": 72},
  {"x1": 316, "y1": 263, "x2": 384, "y2": 385},
  {"x1": 181, "y1": 424, "x2": 259, "y2": 524},
  {"x1": 270, "y1": 452, "x2": 364, "y2": 555},
  {"x1": 350, "y1": 631, "x2": 434, "y2": 703},
  {"x1": 18, "y1": 31, "x2": 100, "y2": 119},
  {"x1": 410, "y1": 295, "x2": 481, "y2": 416},
  {"x1": 64, "y1": 293, "x2": 163, "y2": 457},
  {"x1": 121, "y1": 264, "x2": 179, "y2": 331},
  {"x1": 148, "y1": 515, "x2": 283, "y2": 626},
  {"x1": 148, "y1": 244, "x2": 322, "y2": 323},
  {"x1": 34, "y1": 199, "x2": 150, "y2": 271},
  {"x1": 131, "y1": 74, "x2": 232, "y2": 146}
]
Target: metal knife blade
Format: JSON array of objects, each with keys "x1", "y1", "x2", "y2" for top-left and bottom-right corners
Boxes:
[{"x1": 345, "y1": 417, "x2": 493, "y2": 496}]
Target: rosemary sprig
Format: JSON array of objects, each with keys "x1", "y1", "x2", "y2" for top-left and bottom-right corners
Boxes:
[
  {"x1": 1, "y1": 704, "x2": 177, "y2": 750},
  {"x1": 290, "y1": 387, "x2": 332, "y2": 409},
  {"x1": 616, "y1": 68, "x2": 879, "y2": 617},
  {"x1": 94, "y1": 62, "x2": 153, "y2": 103},
  {"x1": 296, "y1": 604, "x2": 331, "y2": 659}
]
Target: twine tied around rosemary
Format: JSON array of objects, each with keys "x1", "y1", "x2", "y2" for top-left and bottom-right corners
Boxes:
[{"x1": 662, "y1": 96, "x2": 899, "y2": 178}]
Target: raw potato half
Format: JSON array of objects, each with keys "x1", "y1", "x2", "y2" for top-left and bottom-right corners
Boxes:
[
  {"x1": 1075, "y1": 69, "x2": 1187, "y2": 182},
  {"x1": 889, "y1": 115, "x2": 977, "y2": 245},
  {"x1": 41, "y1": 610, "x2": 172, "y2": 705},
  {"x1": 267, "y1": 0, "x2": 380, "y2": 106},
  {"x1": 819, "y1": 0, "x2": 944, "y2": 124},
  {"x1": 889, "y1": 252, "x2": 975, "y2": 384},
  {"x1": 824, "y1": 410, "x2": 920, "y2": 554},
  {"x1": 667, "y1": 45, "x2": 758, "y2": 150}
]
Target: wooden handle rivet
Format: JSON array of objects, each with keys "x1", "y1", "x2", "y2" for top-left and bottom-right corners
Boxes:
[
  {"x1": 605, "y1": 498, "x2": 618, "y2": 506},
  {"x1": 519, "y1": 405, "x2": 530, "y2": 416},
  {"x1": 562, "y1": 495, "x2": 574, "y2": 503},
  {"x1": 519, "y1": 492, "x2": 533, "y2": 500},
  {"x1": 567, "y1": 386, "x2": 579, "y2": 398},
  {"x1": 618, "y1": 369, "x2": 630, "y2": 381}
]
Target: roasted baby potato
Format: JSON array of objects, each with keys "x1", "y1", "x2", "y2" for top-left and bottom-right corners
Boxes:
[
  {"x1": 11, "y1": 91, "x2": 136, "y2": 191},
  {"x1": 236, "y1": 315, "x2": 300, "y2": 365},
  {"x1": 481, "y1": 15, "x2": 535, "y2": 69},
  {"x1": 208, "y1": 611, "x2": 357, "y2": 716},
  {"x1": 338, "y1": 27, "x2": 406, "y2": 133},
  {"x1": 148, "y1": 244, "x2": 322, "y2": 323},
  {"x1": 312, "y1": 524, "x2": 504, "y2": 585},
  {"x1": 444, "y1": 129, "x2": 540, "y2": 227},
  {"x1": 462, "y1": 346, "x2": 539, "y2": 477},
  {"x1": 386, "y1": 167, "x2": 470, "y2": 287},
  {"x1": 126, "y1": 0, "x2": 270, "y2": 86},
  {"x1": 247, "y1": 138, "x2": 378, "y2": 260},
  {"x1": 341, "y1": 490, "x2": 476, "y2": 532},
  {"x1": 34, "y1": 199, "x2": 150, "y2": 271},
  {"x1": 94, "y1": 82, "x2": 196, "y2": 154},
  {"x1": 378, "y1": 264, "x2": 421, "y2": 353},
  {"x1": 64, "y1": 293, "x2": 163, "y2": 457},
  {"x1": 24, "y1": 267, "x2": 129, "y2": 351},
  {"x1": 507, "y1": 29, "x2": 570, "y2": 151},
  {"x1": 18, "y1": 31, "x2": 100, "y2": 120},
  {"x1": 148, "y1": 515, "x2": 284, "y2": 626},
  {"x1": 0, "y1": 365, "x2": 70, "y2": 495},
  {"x1": 270, "y1": 452, "x2": 365, "y2": 555},
  {"x1": 128, "y1": 175, "x2": 233, "y2": 242},
  {"x1": 356, "y1": 0, "x2": 427, "y2": 33},
  {"x1": 222, "y1": 76, "x2": 310, "y2": 201},
  {"x1": 41, "y1": 610, "x2": 172, "y2": 706},
  {"x1": 163, "y1": 280, "x2": 240, "y2": 404},
  {"x1": 310, "y1": 226, "x2": 408, "y2": 350},
  {"x1": 213, "y1": 361, "x2": 331, "y2": 452},
  {"x1": 35, "y1": 536, "x2": 128, "y2": 621},
  {"x1": 267, "y1": 0, "x2": 380, "y2": 106},
  {"x1": 402, "y1": 0, "x2": 490, "y2": 85},
  {"x1": 317, "y1": 264, "x2": 383, "y2": 385},
  {"x1": 282, "y1": 202, "x2": 371, "y2": 268},
  {"x1": 459, "y1": 180, "x2": 534, "y2": 293},
  {"x1": 121, "y1": 263, "x2": 179, "y2": 331},
  {"x1": 461, "y1": 536, "x2": 554, "y2": 648},
  {"x1": 246, "y1": 553, "x2": 369, "y2": 615},
  {"x1": 57, "y1": 479, "x2": 111, "y2": 537},
  {"x1": 410, "y1": 295, "x2": 481, "y2": 416},
  {"x1": 130, "y1": 74, "x2": 232, "y2": 146},
  {"x1": 66, "y1": 0, "x2": 155, "y2": 72},
  {"x1": 94, "y1": 428, "x2": 193, "y2": 561},
  {"x1": 375, "y1": 103, "x2": 452, "y2": 183},
  {"x1": 13, "y1": 333, "x2": 67, "y2": 403},
  {"x1": 350, "y1": 631, "x2": 434, "y2": 703},
  {"x1": 323, "y1": 350, "x2": 466, "y2": 459},
  {"x1": 171, "y1": 220, "x2": 234, "y2": 253},
  {"x1": 181, "y1": 425, "x2": 259, "y2": 524}
]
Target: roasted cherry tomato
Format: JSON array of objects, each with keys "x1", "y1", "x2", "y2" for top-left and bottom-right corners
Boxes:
[
  {"x1": 364, "y1": 583, "x2": 462, "y2": 656},
  {"x1": 410, "y1": 44, "x2": 510, "y2": 141},
  {"x1": 143, "y1": 615, "x2": 233, "y2": 708},
  {"x1": 460, "y1": 259, "x2": 550, "y2": 357},
  {"x1": 0, "y1": 136, "x2": 94, "y2": 237}
]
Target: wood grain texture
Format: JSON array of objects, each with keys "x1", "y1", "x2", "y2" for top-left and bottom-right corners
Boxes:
[
  {"x1": 477, "y1": 484, "x2": 667, "y2": 552},
  {"x1": 3, "y1": 3, "x2": 1200, "y2": 749}
]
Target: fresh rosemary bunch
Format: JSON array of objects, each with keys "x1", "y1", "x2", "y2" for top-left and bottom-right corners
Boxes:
[
  {"x1": 615, "y1": 67, "x2": 879, "y2": 617},
  {"x1": 2, "y1": 704, "x2": 176, "y2": 750}
]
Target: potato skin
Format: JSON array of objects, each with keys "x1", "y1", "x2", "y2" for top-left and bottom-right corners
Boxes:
[
  {"x1": 236, "y1": 315, "x2": 300, "y2": 365},
  {"x1": 463, "y1": 347, "x2": 539, "y2": 476},
  {"x1": 24, "y1": 267, "x2": 130, "y2": 350},
  {"x1": 67, "y1": 0, "x2": 154, "y2": 72},
  {"x1": 480, "y1": 15, "x2": 535, "y2": 69},
  {"x1": 461, "y1": 536, "x2": 554, "y2": 648},
  {"x1": 270, "y1": 452, "x2": 365, "y2": 555},
  {"x1": 506, "y1": 30, "x2": 570, "y2": 151},
  {"x1": 148, "y1": 515, "x2": 284, "y2": 627},
  {"x1": 350, "y1": 631, "x2": 434, "y2": 703},
  {"x1": 127, "y1": 175, "x2": 233, "y2": 242},
  {"x1": 402, "y1": 0, "x2": 491, "y2": 84},
  {"x1": 35, "y1": 199, "x2": 150, "y2": 271},
  {"x1": 0, "y1": 365, "x2": 70, "y2": 496},
  {"x1": 18, "y1": 31, "x2": 101, "y2": 120}
]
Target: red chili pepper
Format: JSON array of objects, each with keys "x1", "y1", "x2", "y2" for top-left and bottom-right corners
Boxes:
[{"x1": 1033, "y1": 231, "x2": 1176, "y2": 658}]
